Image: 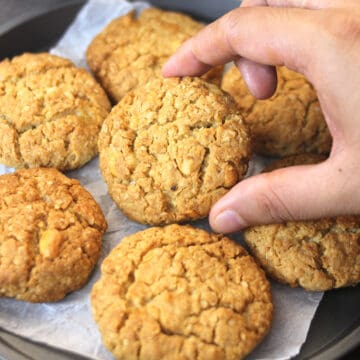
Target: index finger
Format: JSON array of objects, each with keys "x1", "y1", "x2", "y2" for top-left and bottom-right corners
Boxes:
[{"x1": 162, "y1": 6, "x2": 321, "y2": 79}]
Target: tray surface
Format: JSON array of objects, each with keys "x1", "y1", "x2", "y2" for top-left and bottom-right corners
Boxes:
[{"x1": 0, "y1": 1, "x2": 359, "y2": 359}]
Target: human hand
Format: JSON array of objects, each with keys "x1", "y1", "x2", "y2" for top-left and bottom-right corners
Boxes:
[{"x1": 162, "y1": 0, "x2": 360, "y2": 233}]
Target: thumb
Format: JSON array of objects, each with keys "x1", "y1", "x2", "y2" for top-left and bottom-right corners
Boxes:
[{"x1": 209, "y1": 160, "x2": 351, "y2": 233}]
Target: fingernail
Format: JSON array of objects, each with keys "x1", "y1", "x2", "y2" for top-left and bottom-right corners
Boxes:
[{"x1": 213, "y1": 210, "x2": 246, "y2": 233}]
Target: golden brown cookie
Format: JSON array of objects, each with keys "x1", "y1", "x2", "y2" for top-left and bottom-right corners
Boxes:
[
  {"x1": 86, "y1": 8, "x2": 223, "y2": 103},
  {"x1": 244, "y1": 155, "x2": 360, "y2": 291},
  {"x1": 0, "y1": 168, "x2": 107, "y2": 302},
  {"x1": 98, "y1": 77, "x2": 251, "y2": 225},
  {"x1": 91, "y1": 224, "x2": 273, "y2": 360},
  {"x1": 0, "y1": 52, "x2": 111, "y2": 170},
  {"x1": 222, "y1": 65, "x2": 332, "y2": 157}
]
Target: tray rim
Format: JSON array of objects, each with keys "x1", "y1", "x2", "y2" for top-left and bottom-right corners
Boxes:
[{"x1": 0, "y1": 0, "x2": 85, "y2": 36}]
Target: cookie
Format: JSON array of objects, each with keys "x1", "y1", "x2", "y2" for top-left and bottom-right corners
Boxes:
[
  {"x1": 222, "y1": 65, "x2": 332, "y2": 157},
  {"x1": 0, "y1": 168, "x2": 107, "y2": 302},
  {"x1": 91, "y1": 224, "x2": 273, "y2": 360},
  {"x1": 86, "y1": 8, "x2": 223, "y2": 103},
  {"x1": 244, "y1": 155, "x2": 360, "y2": 291},
  {"x1": 98, "y1": 77, "x2": 251, "y2": 225},
  {"x1": 0, "y1": 52, "x2": 111, "y2": 170}
]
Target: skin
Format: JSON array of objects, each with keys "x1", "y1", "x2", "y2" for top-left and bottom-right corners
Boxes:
[{"x1": 162, "y1": 0, "x2": 360, "y2": 233}]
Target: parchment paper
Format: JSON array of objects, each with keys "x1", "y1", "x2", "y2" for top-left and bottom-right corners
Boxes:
[{"x1": 0, "y1": 1, "x2": 323, "y2": 359}]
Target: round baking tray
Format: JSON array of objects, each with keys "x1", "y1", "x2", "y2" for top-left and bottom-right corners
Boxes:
[{"x1": 0, "y1": 1, "x2": 359, "y2": 359}]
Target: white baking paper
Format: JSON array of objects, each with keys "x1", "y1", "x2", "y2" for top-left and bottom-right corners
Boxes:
[{"x1": 0, "y1": 1, "x2": 323, "y2": 359}]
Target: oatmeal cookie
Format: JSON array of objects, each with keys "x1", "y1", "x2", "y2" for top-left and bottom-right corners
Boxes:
[
  {"x1": 0, "y1": 168, "x2": 107, "y2": 302},
  {"x1": 98, "y1": 77, "x2": 251, "y2": 225},
  {"x1": 86, "y1": 8, "x2": 223, "y2": 103},
  {"x1": 0, "y1": 52, "x2": 111, "y2": 170},
  {"x1": 222, "y1": 65, "x2": 332, "y2": 157},
  {"x1": 91, "y1": 224, "x2": 273, "y2": 360},
  {"x1": 244, "y1": 155, "x2": 360, "y2": 291}
]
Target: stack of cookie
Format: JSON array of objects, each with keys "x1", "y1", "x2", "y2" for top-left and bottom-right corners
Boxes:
[
  {"x1": 84, "y1": 8, "x2": 274, "y2": 359},
  {"x1": 0, "y1": 7, "x2": 274, "y2": 359},
  {"x1": 1, "y1": 4, "x2": 358, "y2": 360},
  {"x1": 86, "y1": 8, "x2": 358, "y2": 359},
  {"x1": 0, "y1": 53, "x2": 109, "y2": 302}
]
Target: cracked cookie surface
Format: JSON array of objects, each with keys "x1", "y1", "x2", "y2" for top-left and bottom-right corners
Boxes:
[
  {"x1": 98, "y1": 77, "x2": 251, "y2": 225},
  {"x1": 244, "y1": 155, "x2": 360, "y2": 291},
  {"x1": 222, "y1": 66, "x2": 332, "y2": 157},
  {"x1": 86, "y1": 8, "x2": 223, "y2": 103},
  {"x1": 91, "y1": 224, "x2": 273, "y2": 360},
  {"x1": 0, "y1": 52, "x2": 111, "y2": 170},
  {"x1": 0, "y1": 168, "x2": 107, "y2": 302}
]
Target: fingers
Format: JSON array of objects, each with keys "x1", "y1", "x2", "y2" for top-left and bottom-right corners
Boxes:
[
  {"x1": 242, "y1": 0, "x2": 358, "y2": 9},
  {"x1": 236, "y1": 0, "x2": 349, "y2": 99},
  {"x1": 238, "y1": 0, "x2": 276, "y2": 99},
  {"x1": 162, "y1": 38, "x2": 212, "y2": 78},
  {"x1": 162, "y1": 6, "x2": 320, "y2": 80},
  {"x1": 235, "y1": 58, "x2": 277, "y2": 99},
  {"x1": 219, "y1": 1, "x2": 274, "y2": 95},
  {"x1": 209, "y1": 160, "x2": 355, "y2": 233}
]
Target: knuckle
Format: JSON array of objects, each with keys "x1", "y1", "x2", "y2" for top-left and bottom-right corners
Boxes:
[
  {"x1": 221, "y1": 8, "x2": 243, "y2": 52},
  {"x1": 319, "y1": 9, "x2": 360, "y2": 43},
  {"x1": 222, "y1": 8, "x2": 242, "y2": 34},
  {"x1": 253, "y1": 174, "x2": 295, "y2": 223}
]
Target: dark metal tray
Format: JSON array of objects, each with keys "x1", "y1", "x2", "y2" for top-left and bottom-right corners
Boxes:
[{"x1": 0, "y1": 1, "x2": 359, "y2": 359}]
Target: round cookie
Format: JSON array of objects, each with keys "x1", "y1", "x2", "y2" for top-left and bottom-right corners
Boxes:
[
  {"x1": 98, "y1": 77, "x2": 251, "y2": 225},
  {"x1": 0, "y1": 168, "x2": 107, "y2": 302},
  {"x1": 0, "y1": 52, "x2": 111, "y2": 170},
  {"x1": 244, "y1": 155, "x2": 360, "y2": 291},
  {"x1": 91, "y1": 224, "x2": 273, "y2": 360},
  {"x1": 222, "y1": 65, "x2": 332, "y2": 157},
  {"x1": 86, "y1": 8, "x2": 223, "y2": 103}
]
